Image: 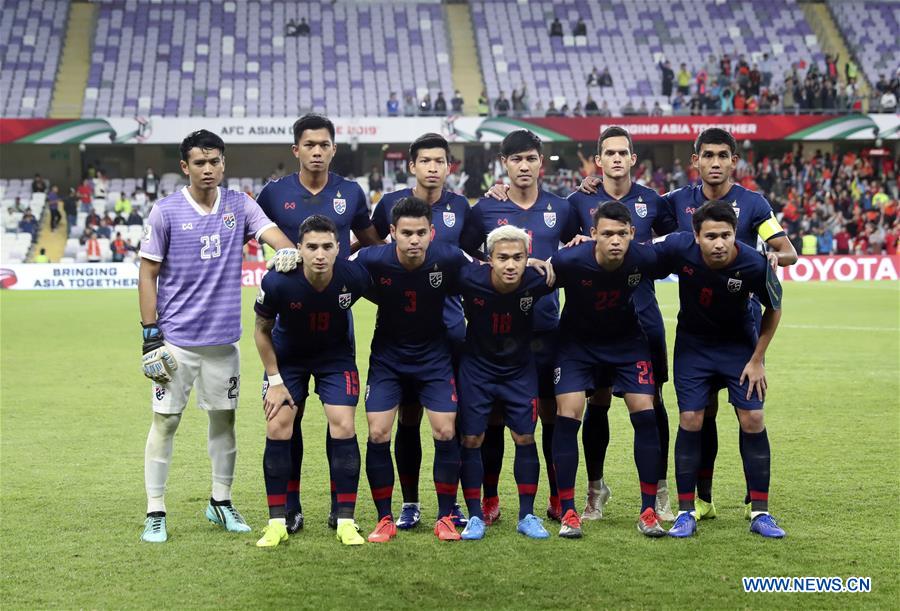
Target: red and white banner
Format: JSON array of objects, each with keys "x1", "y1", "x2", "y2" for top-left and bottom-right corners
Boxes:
[{"x1": 775, "y1": 255, "x2": 900, "y2": 282}]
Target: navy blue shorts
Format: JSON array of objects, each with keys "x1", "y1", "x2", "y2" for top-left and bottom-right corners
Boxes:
[
  {"x1": 458, "y1": 356, "x2": 538, "y2": 436},
  {"x1": 366, "y1": 350, "x2": 457, "y2": 413},
  {"x1": 531, "y1": 329, "x2": 560, "y2": 399},
  {"x1": 554, "y1": 334, "x2": 656, "y2": 397},
  {"x1": 264, "y1": 354, "x2": 360, "y2": 407},
  {"x1": 673, "y1": 333, "x2": 763, "y2": 411},
  {"x1": 638, "y1": 303, "x2": 669, "y2": 384}
]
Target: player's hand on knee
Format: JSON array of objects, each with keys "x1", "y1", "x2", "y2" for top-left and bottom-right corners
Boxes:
[
  {"x1": 141, "y1": 323, "x2": 178, "y2": 383},
  {"x1": 740, "y1": 358, "x2": 767, "y2": 401},
  {"x1": 484, "y1": 183, "x2": 510, "y2": 201},
  {"x1": 263, "y1": 377, "x2": 296, "y2": 421},
  {"x1": 266, "y1": 248, "x2": 300, "y2": 273},
  {"x1": 527, "y1": 257, "x2": 556, "y2": 286}
]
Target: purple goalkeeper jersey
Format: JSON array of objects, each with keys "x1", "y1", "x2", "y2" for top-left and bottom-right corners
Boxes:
[{"x1": 140, "y1": 186, "x2": 276, "y2": 347}]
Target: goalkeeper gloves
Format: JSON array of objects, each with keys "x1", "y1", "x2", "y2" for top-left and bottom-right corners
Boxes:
[
  {"x1": 266, "y1": 248, "x2": 300, "y2": 273},
  {"x1": 141, "y1": 322, "x2": 178, "y2": 383}
]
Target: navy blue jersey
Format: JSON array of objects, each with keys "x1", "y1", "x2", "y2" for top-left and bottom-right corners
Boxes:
[
  {"x1": 350, "y1": 242, "x2": 472, "y2": 359},
  {"x1": 254, "y1": 258, "x2": 372, "y2": 360},
  {"x1": 460, "y1": 189, "x2": 578, "y2": 331},
  {"x1": 568, "y1": 182, "x2": 677, "y2": 315},
  {"x1": 652, "y1": 231, "x2": 781, "y2": 343},
  {"x1": 256, "y1": 172, "x2": 372, "y2": 256},
  {"x1": 371, "y1": 188, "x2": 470, "y2": 245},
  {"x1": 553, "y1": 241, "x2": 662, "y2": 342},
  {"x1": 371, "y1": 188, "x2": 471, "y2": 332},
  {"x1": 457, "y1": 266, "x2": 553, "y2": 374},
  {"x1": 662, "y1": 183, "x2": 785, "y2": 246}
]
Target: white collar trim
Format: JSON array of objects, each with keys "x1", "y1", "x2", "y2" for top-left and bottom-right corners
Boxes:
[{"x1": 182, "y1": 186, "x2": 221, "y2": 216}]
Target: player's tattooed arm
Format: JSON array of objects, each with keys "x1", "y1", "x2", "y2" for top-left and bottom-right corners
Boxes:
[{"x1": 253, "y1": 314, "x2": 296, "y2": 420}]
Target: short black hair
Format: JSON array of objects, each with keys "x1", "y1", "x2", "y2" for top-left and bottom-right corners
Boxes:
[
  {"x1": 391, "y1": 196, "x2": 432, "y2": 225},
  {"x1": 597, "y1": 126, "x2": 633, "y2": 156},
  {"x1": 694, "y1": 127, "x2": 737, "y2": 156},
  {"x1": 180, "y1": 130, "x2": 225, "y2": 162},
  {"x1": 409, "y1": 133, "x2": 449, "y2": 163},
  {"x1": 298, "y1": 214, "x2": 338, "y2": 243},
  {"x1": 501, "y1": 129, "x2": 542, "y2": 157},
  {"x1": 692, "y1": 200, "x2": 737, "y2": 233},
  {"x1": 592, "y1": 200, "x2": 632, "y2": 227},
  {"x1": 292, "y1": 113, "x2": 335, "y2": 144}
]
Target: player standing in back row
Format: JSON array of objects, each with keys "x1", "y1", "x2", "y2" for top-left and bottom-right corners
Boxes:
[
  {"x1": 138, "y1": 130, "x2": 298, "y2": 543},
  {"x1": 256, "y1": 114, "x2": 382, "y2": 532}
]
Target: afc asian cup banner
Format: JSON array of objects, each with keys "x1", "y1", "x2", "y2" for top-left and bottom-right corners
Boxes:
[
  {"x1": 1, "y1": 258, "x2": 897, "y2": 290},
  {"x1": 2, "y1": 114, "x2": 898, "y2": 145}
]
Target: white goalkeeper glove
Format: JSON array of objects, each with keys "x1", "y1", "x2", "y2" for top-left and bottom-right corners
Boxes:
[
  {"x1": 266, "y1": 248, "x2": 300, "y2": 273},
  {"x1": 141, "y1": 323, "x2": 178, "y2": 383}
]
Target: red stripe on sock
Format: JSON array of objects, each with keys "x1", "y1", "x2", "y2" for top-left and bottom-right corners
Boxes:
[
  {"x1": 483, "y1": 474, "x2": 499, "y2": 486},
  {"x1": 371, "y1": 486, "x2": 393, "y2": 500},
  {"x1": 463, "y1": 487, "x2": 481, "y2": 500},
  {"x1": 749, "y1": 490, "x2": 769, "y2": 501},
  {"x1": 558, "y1": 488, "x2": 575, "y2": 501},
  {"x1": 483, "y1": 494, "x2": 498, "y2": 503},
  {"x1": 435, "y1": 482, "x2": 457, "y2": 495},
  {"x1": 336, "y1": 493, "x2": 357, "y2": 504},
  {"x1": 517, "y1": 483, "x2": 538, "y2": 495},
  {"x1": 287, "y1": 480, "x2": 300, "y2": 492},
  {"x1": 698, "y1": 469, "x2": 714, "y2": 479},
  {"x1": 677, "y1": 492, "x2": 695, "y2": 502},
  {"x1": 267, "y1": 494, "x2": 287, "y2": 507},
  {"x1": 640, "y1": 481, "x2": 658, "y2": 496}
]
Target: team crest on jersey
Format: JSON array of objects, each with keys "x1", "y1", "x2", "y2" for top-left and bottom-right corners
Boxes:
[
  {"x1": 553, "y1": 367, "x2": 561, "y2": 385},
  {"x1": 338, "y1": 292, "x2": 352, "y2": 309},
  {"x1": 333, "y1": 197, "x2": 347, "y2": 215},
  {"x1": 222, "y1": 212, "x2": 236, "y2": 230},
  {"x1": 635, "y1": 202, "x2": 648, "y2": 218},
  {"x1": 731, "y1": 201, "x2": 741, "y2": 218},
  {"x1": 543, "y1": 212, "x2": 557, "y2": 228},
  {"x1": 429, "y1": 271, "x2": 443, "y2": 288},
  {"x1": 627, "y1": 273, "x2": 642, "y2": 287},
  {"x1": 154, "y1": 385, "x2": 166, "y2": 401},
  {"x1": 520, "y1": 296, "x2": 533, "y2": 312},
  {"x1": 727, "y1": 278, "x2": 743, "y2": 293},
  {"x1": 443, "y1": 211, "x2": 456, "y2": 227}
]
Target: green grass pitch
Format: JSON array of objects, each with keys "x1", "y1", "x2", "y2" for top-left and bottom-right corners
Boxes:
[{"x1": 1, "y1": 281, "x2": 897, "y2": 609}]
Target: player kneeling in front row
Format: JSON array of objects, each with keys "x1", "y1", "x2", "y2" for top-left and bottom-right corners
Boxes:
[
  {"x1": 139, "y1": 130, "x2": 298, "y2": 543},
  {"x1": 654, "y1": 201, "x2": 785, "y2": 539},
  {"x1": 456, "y1": 226, "x2": 555, "y2": 540},
  {"x1": 253, "y1": 215, "x2": 372, "y2": 547},
  {"x1": 551, "y1": 201, "x2": 668, "y2": 539}
]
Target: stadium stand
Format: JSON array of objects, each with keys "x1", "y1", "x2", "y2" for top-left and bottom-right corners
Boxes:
[
  {"x1": 0, "y1": 0, "x2": 68, "y2": 118},
  {"x1": 827, "y1": 0, "x2": 900, "y2": 88},
  {"x1": 82, "y1": 0, "x2": 454, "y2": 117},
  {"x1": 470, "y1": 0, "x2": 826, "y2": 115}
]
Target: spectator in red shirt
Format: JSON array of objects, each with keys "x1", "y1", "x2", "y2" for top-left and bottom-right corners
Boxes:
[
  {"x1": 111, "y1": 232, "x2": 128, "y2": 262},
  {"x1": 834, "y1": 225, "x2": 851, "y2": 254},
  {"x1": 77, "y1": 179, "x2": 93, "y2": 211},
  {"x1": 884, "y1": 226, "x2": 898, "y2": 255}
]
